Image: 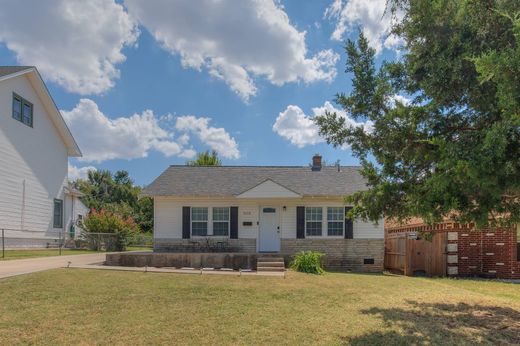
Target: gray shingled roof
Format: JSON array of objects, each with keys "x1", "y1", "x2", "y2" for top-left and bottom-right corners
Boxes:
[
  {"x1": 141, "y1": 165, "x2": 367, "y2": 197},
  {"x1": 0, "y1": 66, "x2": 34, "y2": 78}
]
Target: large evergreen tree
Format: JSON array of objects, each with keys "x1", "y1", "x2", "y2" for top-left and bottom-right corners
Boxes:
[{"x1": 315, "y1": 0, "x2": 520, "y2": 227}]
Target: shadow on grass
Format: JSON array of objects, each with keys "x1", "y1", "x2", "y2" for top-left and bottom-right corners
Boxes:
[{"x1": 343, "y1": 301, "x2": 520, "y2": 345}]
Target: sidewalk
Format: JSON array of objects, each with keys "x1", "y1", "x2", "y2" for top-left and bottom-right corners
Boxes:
[
  {"x1": 0, "y1": 252, "x2": 286, "y2": 279},
  {"x1": 0, "y1": 252, "x2": 107, "y2": 279}
]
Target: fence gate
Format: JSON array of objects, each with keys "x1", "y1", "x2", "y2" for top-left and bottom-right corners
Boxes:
[{"x1": 385, "y1": 233, "x2": 447, "y2": 277}]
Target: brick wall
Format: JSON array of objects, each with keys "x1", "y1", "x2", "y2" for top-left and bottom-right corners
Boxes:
[
  {"x1": 281, "y1": 238, "x2": 384, "y2": 272},
  {"x1": 389, "y1": 227, "x2": 520, "y2": 280},
  {"x1": 452, "y1": 229, "x2": 520, "y2": 279}
]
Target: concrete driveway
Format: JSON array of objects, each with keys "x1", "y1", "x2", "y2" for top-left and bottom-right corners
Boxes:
[{"x1": 0, "y1": 252, "x2": 107, "y2": 279}]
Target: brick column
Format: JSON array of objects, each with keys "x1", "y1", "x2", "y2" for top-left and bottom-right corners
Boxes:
[{"x1": 446, "y1": 231, "x2": 458, "y2": 276}]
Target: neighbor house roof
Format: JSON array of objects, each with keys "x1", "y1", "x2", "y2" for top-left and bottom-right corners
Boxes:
[
  {"x1": 0, "y1": 66, "x2": 34, "y2": 78},
  {"x1": 141, "y1": 165, "x2": 367, "y2": 198},
  {"x1": 0, "y1": 66, "x2": 81, "y2": 157}
]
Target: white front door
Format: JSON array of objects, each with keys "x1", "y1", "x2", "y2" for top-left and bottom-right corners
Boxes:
[{"x1": 259, "y1": 206, "x2": 280, "y2": 252}]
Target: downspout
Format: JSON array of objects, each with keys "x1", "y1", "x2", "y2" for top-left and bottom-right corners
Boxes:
[{"x1": 20, "y1": 179, "x2": 26, "y2": 231}]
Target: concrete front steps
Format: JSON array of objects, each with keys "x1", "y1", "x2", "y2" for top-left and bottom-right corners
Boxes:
[{"x1": 257, "y1": 256, "x2": 285, "y2": 272}]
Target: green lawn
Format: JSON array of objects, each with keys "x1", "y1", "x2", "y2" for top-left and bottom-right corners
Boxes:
[{"x1": 0, "y1": 270, "x2": 518, "y2": 345}]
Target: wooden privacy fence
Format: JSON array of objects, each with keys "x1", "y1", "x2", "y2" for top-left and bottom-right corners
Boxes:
[{"x1": 385, "y1": 233, "x2": 447, "y2": 277}]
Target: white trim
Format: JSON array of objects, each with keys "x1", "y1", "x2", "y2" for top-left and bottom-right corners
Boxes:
[
  {"x1": 190, "y1": 206, "x2": 231, "y2": 237},
  {"x1": 0, "y1": 67, "x2": 36, "y2": 82},
  {"x1": 236, "y1": 179, "x2": 302, "y2": 198},
  {"x1": 304, "y1": 206, "x2": 346, "y2": 238},
  {"x1": 258, "y1": 205, "x2": 281, "y2": 252}
]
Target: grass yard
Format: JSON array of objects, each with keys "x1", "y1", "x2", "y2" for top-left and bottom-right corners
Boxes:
[{"x1": 0, "y1": 270, "x2": 518, "y2": 345}]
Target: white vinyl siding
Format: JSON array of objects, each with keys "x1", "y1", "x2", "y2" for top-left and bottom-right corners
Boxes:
[
  {"x1": 0, "y1": 73, "x2": 68, "y2": 235},
  {"x1": 153, "y1": 197, "x2": 384, "y2": 241}
]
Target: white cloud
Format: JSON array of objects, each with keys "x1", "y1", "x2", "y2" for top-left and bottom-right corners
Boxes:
[
  {"x1": 125, "y1": 0, "x2": 339, "y2": 101},
  {"x1": 68, "y1": 163, "x2": 97, "y2": 181},
  {"x1": 0, "y1": 0, "x2": 138, "y2": 94},
  {"x1": 273, "y1": 105, "x2": 325, "y2": 148},
  {"x1": 175, "y1": 116, "x2": 240, "y2": 159},
  {"x1": 324, "y1": 0, "x2": 403, "y2": 54},
  {"x1": 62, "y1": 99, "x2": 186, "y2": 163},
  {"x1": 273, "y1": 101, "x2": 373, "y2": 148},
  {"x1": 388, "y1": 94, "x2": 411, "y2": 107},
  {"x1": 62, "y1": 99, "x2": 238, "y2": 163}
]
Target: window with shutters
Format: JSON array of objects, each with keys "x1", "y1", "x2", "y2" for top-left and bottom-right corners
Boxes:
[
  {"x1": 305, "y1": 207, "x2": 322, "y2": 236},
  {"x1": 212, "y1": 207, "x2": 229, "y2": 236},
  {"x1": 327, "y1": 207, "x2": 344, "y2": 236},
  {"x1": 12, "y1": 93, "x2": 33, "y2": 127},
  {"x1": 191, "y1": 207, "x2": 208, "y2": 236}
]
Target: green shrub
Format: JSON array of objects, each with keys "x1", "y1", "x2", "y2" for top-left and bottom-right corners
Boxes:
[
  {"x1": 290, "y1": 251, "x2": 325, "y2": 274},
  {"x1": 81, "y1": 209, "x2": 139, "y2": 251}
]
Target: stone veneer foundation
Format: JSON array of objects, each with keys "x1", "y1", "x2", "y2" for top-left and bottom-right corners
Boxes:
[{"x1": 150, "y1": 238, "x2": 384, "y2": 272}]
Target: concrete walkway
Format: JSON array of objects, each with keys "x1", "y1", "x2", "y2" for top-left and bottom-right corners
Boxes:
[
  {"x1": 0, "y1": 252, "x2": 107, "y2": 279},
  {"x1": 0, "y1": 253, "x2": 286, "y2": 279}
]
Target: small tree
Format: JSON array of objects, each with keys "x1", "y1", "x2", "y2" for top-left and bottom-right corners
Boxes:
[{"x1": 187, "y1": 150, "x2": 222, "y2": 166}]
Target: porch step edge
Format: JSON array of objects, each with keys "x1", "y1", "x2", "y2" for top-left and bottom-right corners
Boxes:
[
  {"x1": 257, "y1": 267, "x2": 285, "y2": 272},
  {"x1": 256, "y1": 262, "x2": 284, "y2": 267}
]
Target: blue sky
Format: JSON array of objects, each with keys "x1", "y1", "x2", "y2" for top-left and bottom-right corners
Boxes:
[{"x1": 0, "y1": 0, "x2": 399, "y2": 186}]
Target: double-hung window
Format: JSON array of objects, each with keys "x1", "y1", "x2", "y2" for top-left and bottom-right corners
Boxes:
[
  {"x1": 305, "y1": 207, "x2": 322, "y2": 236},
  {"x1": 12, "y1": 93, "x2": 33, "y2": 127},
  {"x1": 191, "y1": 207, "x2": 208, "y2": 236},
  {"x1": 212, "y1": 207, "x2": 230, "y2": 236},
  {"x1": 53, "y1": 199, "x2": 63, "y2": 228},
  {"x1": 327, "y1": 207, "x2": 344, "y2": 236}
]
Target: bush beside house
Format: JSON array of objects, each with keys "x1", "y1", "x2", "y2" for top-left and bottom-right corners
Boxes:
[{"x1": 81, "y1": 210, "x2": 139, "y2": 251}]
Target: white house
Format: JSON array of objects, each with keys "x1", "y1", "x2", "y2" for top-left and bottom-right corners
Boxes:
[
  {"x1": 141, "y1": 155, "x2": 385, "y2": 272},
  {"x1": 0, "y1": 66, "x2": 87, "y2": 247}
]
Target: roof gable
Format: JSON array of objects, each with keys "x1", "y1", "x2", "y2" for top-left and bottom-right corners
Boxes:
[
  {"x1": 236, "y1": 179, "x2": 302, "y2": 198},
  {"x1": 0, "y1": 66, "x2": 81, "y2": 157}
]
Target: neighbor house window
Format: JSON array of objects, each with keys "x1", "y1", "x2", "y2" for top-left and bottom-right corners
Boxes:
[
  {"x1": 53, "y1": 199, "x2": 63, "y2": 228},
  {"x1": 212, "y1": 207, "x2": 230, "y2": 236},
  {"x1": 305, "y1": 207, "x2": 322, "y2": 236},
  {"x1": 191, "y1": 207, "x2": 208, "y2": 236},
  {"x1": 12, "y1": 93, "x2": 33, "y2": 127},
  {"x1": 327, "y1": 207, "x2": 344, "y2": 236}
]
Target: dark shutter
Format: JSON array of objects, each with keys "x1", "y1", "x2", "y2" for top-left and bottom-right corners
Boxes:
[
  {"x1": 230, "y1": 206, "x2": 238, "y2": 239},
  {"x1": 296, "y1": 206, "x2": 305, "y2": 239},
  {"x1": 344, "y1": 206, "x2": 353, "y2": 239},
  {"x1": 182, "y1": 207, "x2": 191, "y2": 239}
]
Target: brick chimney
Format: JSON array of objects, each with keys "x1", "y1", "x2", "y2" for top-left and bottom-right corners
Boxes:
[{"x1": 312, "y1": 154, "x2": 322, "y2": 171}]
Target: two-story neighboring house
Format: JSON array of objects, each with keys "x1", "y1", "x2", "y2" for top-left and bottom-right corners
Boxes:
[{"x1": 0, "y1": 66, "x2": 87, "y2": 247}]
